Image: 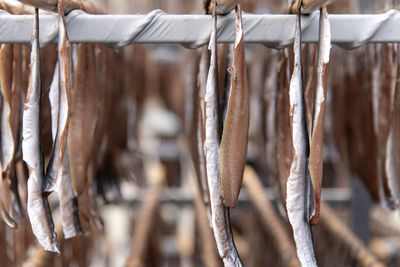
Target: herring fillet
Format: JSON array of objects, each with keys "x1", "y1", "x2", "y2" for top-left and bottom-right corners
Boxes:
[
  {"x1": 220, "y1": 5, "x2": 249, "y2": 208},
  {"x1": 22, "y1": 8, "x2": 59, "y2": 252},
  {"x1": 286, "y1": 7, "x2": 318, "y2": 267},
  {"x1": 44, "y1": 0, "x2": 72, "y2": 194},
  {"x1": 308, "y1": 7, "x2": 331, "y2": 224},
  {"x1": 203, "y1": 3, "x2": 242, "y2": 266},
  {"x1": 68, "y1": 43, "x2": 99, "y2": 231}
]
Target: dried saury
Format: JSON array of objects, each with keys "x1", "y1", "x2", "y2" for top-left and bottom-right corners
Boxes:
[
  {"x1": 203, "y1": 1, "x2": 242, "y2": 265},
  {"x1": 22, "y1": 8, "x2": 59, "y2": 252},
  {"x1": 285, "y1": 3, "x2": 317, "y2": 266}
]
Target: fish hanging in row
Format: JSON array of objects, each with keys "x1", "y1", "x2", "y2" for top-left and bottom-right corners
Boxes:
[
  {"x1": 22, "y1": 7, "x2": 60, "y2": 252},
  {"x1": 202, "y1": 1, "x2": 243, "y2": 265}
]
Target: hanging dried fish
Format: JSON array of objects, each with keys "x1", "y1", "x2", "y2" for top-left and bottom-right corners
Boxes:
[
  {"x1": 68, "y1": 43, "x2": 100, "y2": 232},
  {"x1": 58, "y1": 148, "x2": 82, "y2": 238},
  {"x1": 44, "y1": 0, "x2": 72, "y2": 194},
  {"x1": 22, "y1": 8, "x2": 59, "y2": 252},
  {"x1": 286, "y1": 3, "x2": 317, "y2": 266},
  {"x1": 193, "y1": 48, "x2": 210, "y2": 206},
  {"x1": 220, "y1": 5, "x2": 249, "y2": 208},
  {"x1": 203, "y1": 1, "x2": 242, "y2": 265},
  {"x1": 51, "y1": 0, "x2": 82, "y2": 238},
  {"x1": 308, "y1": 6, "x2": 331, "y2": 224},
  {"x1": 379, "y1": 44, "x2": 399, "y2": 206},
  {"x1": 276, "y1": 48, "x2": 292, "y2": 206},
  {"x1": 393, "y1": 46, "x2": 400, "y2": 199},
  {"x1": 304, "y1": 44, "x2": 317, "y2": 136},
  {"x1": 0, "y1": 43, "x2": 19, "y2": 228}
]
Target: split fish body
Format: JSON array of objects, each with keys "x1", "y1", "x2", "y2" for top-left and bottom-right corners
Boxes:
[
  {"x1": 308, "y1": 6, "x2": 331, "y2": 224},
  {"x1": 68, "y1": 43, "x2": 99, "y2": 231},
  {"x1": 220, "y1": 6, "x2": 249, "y2": 208}
]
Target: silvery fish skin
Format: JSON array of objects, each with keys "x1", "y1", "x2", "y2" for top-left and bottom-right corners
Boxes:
[
  {"x1": 55, "y1": 0, "x2": 82, "y2": 238},
  {"x1": 58, "y1": 148, "x2": 82, "y2": 239},
  {"x1": 203, "y1": 3, "x2": 243, "y2": 266},
  {"x1": 193, "y1": 48, "x2": 210, "y2": 206},
  {"x1": 44, "y1": 0, "x2": 72, "y2": 194},
  {"x1": 22, "y1": 8, "x2": 59, "y2": 252},
  {"x1": 308, "y1": 7, "x2": 331, "y2": 224},
  {"x1": 286, "y1": 9, "x2": 317, "y2": 266},
  {"x1": 68, "y1": 43, "x2": 99, "y2": 231},
  {"x1": 220, "y1": 5, "x2": 249, "y2": 208}
]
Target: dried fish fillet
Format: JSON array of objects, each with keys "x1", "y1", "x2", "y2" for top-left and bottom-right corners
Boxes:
[
  {"x1": 0, "y1": 43, "x2": 19, "y2": 228},
  {"x1": 286, "y1": 8, "x2": 317, "y2": 266},
  {"x1": 58, "y1": 148, "x2": 82, "y2": 239},
  {"x1": 44, "y1": 0, "x2": 72, "y2": 194},
  {"x1": 68, "y1": 43, "x2": 99, "y2": 231},
  {"x1": 22, "y1": 8, "x2": 59, "y2": 252},
  {"x1": 203, "y1": 3, "x2": 242, "y2": 266},
  {"x1": 308, "y1": 7, "x2": 331, "y2": 224},
  {"x1": 382, "y1": 45, "x2": 399, "y2": 206},
  {"x1": 276, "y1": 49, "x2": 292, "y2": 204},
  {"x1": 0, "y1": 44, "x2": 15, "y2": 179},
  {"x1": 220, "y1": 5, "x2": 249, "y2": 208}
]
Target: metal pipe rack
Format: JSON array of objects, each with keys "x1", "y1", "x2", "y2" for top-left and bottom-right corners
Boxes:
[{"x1": 1, "y1": 9, "x2": 400, "y2": 49}]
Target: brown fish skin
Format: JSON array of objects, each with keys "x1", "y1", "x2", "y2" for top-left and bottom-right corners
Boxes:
[
  {"x1": 0, "y1": 43, "x2": 18, "y2": 228},
  {"x1": 276, "y1": 49, "x2": 292, "y2": 205},
  {"x1": 220, "y1": 5, "x2": 249, "y2": 208},
  {"x1": 68, "y1": 43, "x2": 99, "y2": 231},
  {"x1": 308, "y1": 6, "x2": 331, "y2": 225},
  {"x1": 304, "y1": 44, "x2": 317, "y2": 137}
]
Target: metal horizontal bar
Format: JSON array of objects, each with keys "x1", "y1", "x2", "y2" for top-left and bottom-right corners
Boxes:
[
  {"x1": 112, "y1": 187, "x2": 351, "y2": 206},
  {"x1": 1, "y1": 9, "x2": 400, "y2": 49}
]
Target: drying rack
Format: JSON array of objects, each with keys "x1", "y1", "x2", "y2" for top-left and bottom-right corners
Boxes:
[
  {"x1": 0, "y1": 9, "x2": 400, "y2": 49},
  {"x1": 2, "y1": 6, "x2": 399, "y2": 265}
]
